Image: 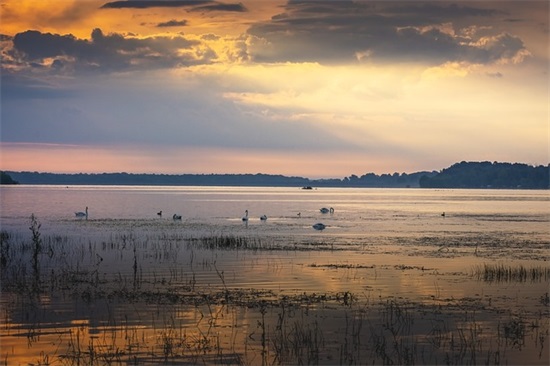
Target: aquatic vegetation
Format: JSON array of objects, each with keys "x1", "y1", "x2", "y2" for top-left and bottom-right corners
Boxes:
[
  {"x1": 1, "y1": 221, "x2": 549, "y2": 365},
  {"x1": 472, "y1": 263, "x2": 550, "y2": 282}
]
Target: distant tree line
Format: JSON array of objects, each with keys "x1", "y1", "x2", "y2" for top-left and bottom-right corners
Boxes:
[
  {"x1": 4, "y1": 170, "x2": 433, "y2": 188},
  {"x1": 316, "y1": 171, "x2": 436, "y2": 188},
  {"x1": 4, "y1": 162, "x2": 548, "y2": 189},
  {"x1": 419, "y1": 161, "x2": 549, "y2": 189},
  {"x1": 2, "y1": 172, "x2": 309, "y2": 187}
]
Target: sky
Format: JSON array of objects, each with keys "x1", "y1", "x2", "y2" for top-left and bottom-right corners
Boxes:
[{"x1": 0, "y1": 0, "x2": 548, "y2": 178}]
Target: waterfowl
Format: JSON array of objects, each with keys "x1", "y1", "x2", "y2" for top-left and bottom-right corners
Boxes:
[
  {"x1": 260, "y1": 215, "x2": 267, "y2": 221},
  {"x1": 312, "y1": 223, "x2": 326, "y2": 230},
  {"x1": 320, "y1": 207, "x2": 334, "y2": 214},
  {"x1": 157, "y1": 210, "x2": 162, "y2": 217},
  {"x1": 242, "y1": 210, "x2": 249, "y2": 221},
  {"x1": 173, "y1": 214, "x2": 182, "y2": 220},
  {"x1": 75, "y1": 207, "x2": 88, "y2": 220}
]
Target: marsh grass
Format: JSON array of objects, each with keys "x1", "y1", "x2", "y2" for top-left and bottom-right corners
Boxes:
[
  {"x1": 472, "y1": 263, "x2": 550, "y2": 282},
  {"x1": 1, "y1": 225, "x2": 549, "y2": 365}
]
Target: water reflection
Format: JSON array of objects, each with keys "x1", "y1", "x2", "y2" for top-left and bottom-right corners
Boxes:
[{"x1": 1, "y1": 187, "x2": 549, "y2": 364}]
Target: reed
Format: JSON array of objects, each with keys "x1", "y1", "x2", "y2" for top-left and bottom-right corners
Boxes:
[
  {"x1": 472, "y1": 263, "x2": 550, "y2": 282},
  {"x1": 1, "y1": 228, "x2": 548, "y2": 365}
]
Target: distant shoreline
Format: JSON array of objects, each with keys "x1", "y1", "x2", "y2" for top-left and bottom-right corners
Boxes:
[{"x1": 2, "y1": 161, "x2": 549, "y2": 189}]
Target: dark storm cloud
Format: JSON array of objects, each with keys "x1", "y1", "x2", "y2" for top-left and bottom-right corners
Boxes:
[
  {"x1": 101, "y1": 1, "x2": 211, "y2": 9},
  {"x1": 101, "y1": 0, "x2": 246, "y2": 12},
  {"x1": 189, "y1": 3, "x2": 247, "y2": 12},
  {"x1": 10, "y1": 28, "x2": 214, "y2": 74},
  {"x1": 157, "y1": 19, "x2": 188, "y2": 27},
  {"x1": 247, "y1": 1, "x2": 527, "y2": 65}
]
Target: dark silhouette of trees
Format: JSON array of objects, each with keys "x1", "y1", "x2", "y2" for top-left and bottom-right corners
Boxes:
[
  {"x1": 0, "y1": 171, "x2": 19, "y2": 185},
  {"x1": 419, "y1": 161, "x2": 549, "y2": 189},
  {"x1": 4, "y1": 162, "x2": 548, "y2": 189}
]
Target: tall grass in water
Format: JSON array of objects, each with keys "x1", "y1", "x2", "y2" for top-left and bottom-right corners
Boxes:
[
  {"x1": 1, "y1": 225, "x2": 549, "y2": 365},
  {"x1": 473, "y1": 263, "x2": 550, "y2": 282}
]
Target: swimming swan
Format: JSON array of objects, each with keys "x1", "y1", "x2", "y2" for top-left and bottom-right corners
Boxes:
[
  {"x1": 312, "y1": 223, "x2": 326, "y2": 230},
  {"x1": 75, "y1": 207, "x2": 88, "y2": 219}
]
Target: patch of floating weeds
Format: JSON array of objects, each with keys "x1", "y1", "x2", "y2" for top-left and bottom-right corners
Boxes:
[
  {"x1": 394, "y1": 264, "x2": 434, "y2": 271},
  {"x1": 472, "y1": 263, "x2": 550, "y2": 283},
  {"x1": 310, "y1": 263, "x2": 376, "y2": 269},
  {"x1": 194, "y1": 235, "x2": 263, "y2": 250}
]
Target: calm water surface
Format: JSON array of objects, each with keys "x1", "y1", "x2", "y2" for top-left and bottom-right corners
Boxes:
[
  {"x1": 2, "y1": 185, "x2": 548, "y2": 235},
  {"x1": 1, "y1": 186, "x2": 549, "y2": 365}
]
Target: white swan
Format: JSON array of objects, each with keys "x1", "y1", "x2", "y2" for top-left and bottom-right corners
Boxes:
[
  {"x1": 173, "y1": 214, "x2": 182, "y2": 220},
  {"x1": 242, "y1": 210, "x2": 249, "y2": 221},
  {"x1": 260, "y1": 214, "x2": 267, "y2": 221},
  {"x1": 320, "y1": 207, "x2": 334, "y2": 214},
  {"x1": 312, "y1": 223, "x2": 326, "y2": 230},
  {"x1": 75, "y1": 207, "x2": 88, "y2": 219}
]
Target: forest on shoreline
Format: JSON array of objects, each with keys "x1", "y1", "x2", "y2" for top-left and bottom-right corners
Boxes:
[{"x1": 2, "y1": 161, "x2": 548, "y2": 189}]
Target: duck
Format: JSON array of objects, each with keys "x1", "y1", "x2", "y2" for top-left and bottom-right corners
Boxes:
[
  {"x1": 242, "y1": 210, "x2": 249, "y2": 222},
  {"x1": 260, "y1": 214, "x2": 267, "y2": 221},
  {"x1": 172, "y1": 214, "x2": 182, "y2": 220},
  {"x1": 312, "y1": 223, "x2": 326, "y2": 231},
  {"x1": 157, "y1": 210, "x2": 162, "y2": 217},
  {"x1": 75, "y1": 207, "x2": 88, "y2": 220},
  {"x1": 320, "y1": 207, "x2": 334, "y2": 214}
]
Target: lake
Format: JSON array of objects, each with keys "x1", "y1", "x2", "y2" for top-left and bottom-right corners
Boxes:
[{"x1": 1, "y1": 185, "x2": 549, "y2": 365}]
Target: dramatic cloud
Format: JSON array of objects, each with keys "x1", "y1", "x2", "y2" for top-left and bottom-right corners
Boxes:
[
  {"x1": 10, "y1": 28, "x2": 213, "y2": 74},
  {"x1": 189, "y1": 3, "x2": 247, "y2": 12},
  {"x1": 101, "y1": 1, "x2": 212, "y2": 9},
  {"x1": 247, "y1": 1, "x2": 528, "y2": 65},
  {"x1": 157, "y1": 19, "x2": 188, "y2": 27},
  {"x1": 101, "y1": 0, "x2": 246, "y2": 12}
]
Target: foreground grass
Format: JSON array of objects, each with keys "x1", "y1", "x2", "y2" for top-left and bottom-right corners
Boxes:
[{"x1": 1, "y1": 219, "x2": 549, "y2": 365}]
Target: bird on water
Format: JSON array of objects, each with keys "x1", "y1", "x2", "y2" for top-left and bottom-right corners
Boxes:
[
  {"x1": 312, "y1": 223, "x2": 326, "y2": 230},
  {"x1": 75, "y1": 207, "x2": 88, "y2": 220},
  {"x1": 242, "y1": 210, "x2": 249, "y2": 222},
  {"x1": 320, "y1": 207, "x2": 334, "y2": 214}
]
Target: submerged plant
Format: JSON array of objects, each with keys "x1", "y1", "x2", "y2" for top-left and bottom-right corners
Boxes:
[
  {"x1": 29, "y1": 214, "x2": 42, "y2": 276},
  {"x1": 0, "y1": 231, "x2": 10, "y2": 268}
]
